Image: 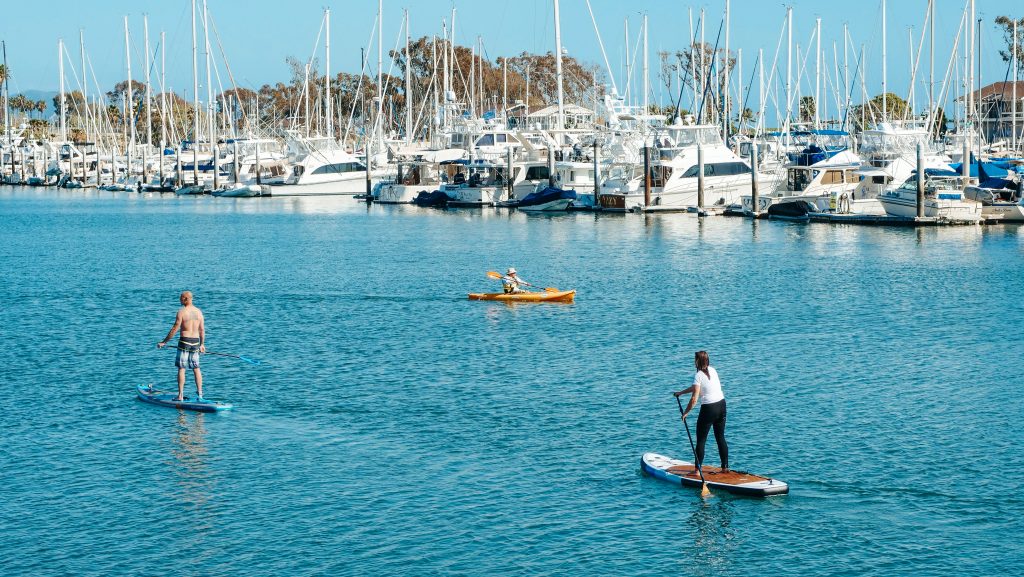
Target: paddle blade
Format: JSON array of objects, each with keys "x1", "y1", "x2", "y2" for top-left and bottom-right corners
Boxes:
[
  {"x1": 238, "y1": 355, "x2": 262, "y2": 366},
  {"x1": 700, "y1": 482, "x2": 712, "y2": 498},
  {"x1": 486, "y1": 271, "x2": 503, "y2": 279}
]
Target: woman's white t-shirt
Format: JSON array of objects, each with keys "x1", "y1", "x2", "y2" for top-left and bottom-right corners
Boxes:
[{"x1": 694, "y1": 367, "x2": 725, "y2": 405}]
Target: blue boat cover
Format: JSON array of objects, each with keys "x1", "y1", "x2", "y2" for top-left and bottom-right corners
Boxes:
[{"x1": 518, "y1": 186, "x2": 577, "y2": 208}]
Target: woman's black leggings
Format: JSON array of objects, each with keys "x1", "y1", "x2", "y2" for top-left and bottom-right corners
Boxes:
[{"x1": 695, "y1": 399, "x2": 728, "y2": 469}]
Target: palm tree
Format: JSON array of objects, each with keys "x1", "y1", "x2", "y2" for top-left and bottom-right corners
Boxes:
[{"x1": 0, "y1": 65, "x2": 8, "y2": 127}]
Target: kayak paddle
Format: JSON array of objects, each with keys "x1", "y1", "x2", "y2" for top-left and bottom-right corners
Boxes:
[
  {"x1": 676, "y1": 395, "x2": 712, "y2": 497},
  {"x1": 486, "y1": 270, "x2": 560, "y2": 292}
]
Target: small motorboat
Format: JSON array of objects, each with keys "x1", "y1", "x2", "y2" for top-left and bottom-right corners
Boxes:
[
  {"x1": 175, "y1": 184, "x2": 209, "y2": 196},
  {"x1": 213, "y1": 183, "x2": 266, "y2": 197},
  {"x1": 516, "y1": 186, "x2": 577, "y2": 212},
  {"x1": 767, "y1": 199, "x2": 816, "y2": 222},
  {"x1": 413, "y1": 189, "x2": 451, "y2": 208},
  {"x1": 467, "y1": 289, "x2": 576, "y2": 303}
]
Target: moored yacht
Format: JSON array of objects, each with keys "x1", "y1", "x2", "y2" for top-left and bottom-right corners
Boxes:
[
  {"x1": 740, "y1": 132, "x2": 870, "y2": 214},
  {"x1": 598, "y1": 123, "x2": 778, "y2": 212},
  {"x1": 268, "y1": 134, "x2": 369, "y2": 196},
  {"x1": 879, "y1": 170, "x2": 982, "y2": 222}
]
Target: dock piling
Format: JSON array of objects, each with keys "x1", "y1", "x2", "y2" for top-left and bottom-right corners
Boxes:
[
  {"x1": 697, "y1": 143, "x2": 705, "y2": 210},
  {"x1": 548, "y1": 146, "x2": 556, "y2": 188},
  {"x1": 255, "y1": 142, "x2": 261, "y2": 186},
  {"x1": 750, "y1": 142, "x2": 759, "y2": 217},
  {"x1": 365, "y1": 138, "x2": 372, "y2": 197},
  {"x1": 506, "y1": 147, "x2": 513, "y2": 201},
  {"x1": 916, "y1": 142, "x2": 924, "y2": 218},
  {"x1": 962, "y1": 140, "x2": 970, "y2": 192},
  {"x1": 643, "y1": 146, "x2": 651, "y2": 207}
]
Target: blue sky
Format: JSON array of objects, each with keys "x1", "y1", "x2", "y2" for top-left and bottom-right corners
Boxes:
[{"x1": 0, "y1": 0, "x2": 1018, "y2": 116}]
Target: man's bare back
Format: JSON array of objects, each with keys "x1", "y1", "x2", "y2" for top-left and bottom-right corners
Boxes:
[{"x1": 177, "y1": 304, "x2": 205, "y2": 339}]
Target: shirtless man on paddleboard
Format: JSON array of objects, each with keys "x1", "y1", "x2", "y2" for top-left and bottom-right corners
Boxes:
[{"x1": 156, "y1": 291, "x2": 206, "y2": 401}]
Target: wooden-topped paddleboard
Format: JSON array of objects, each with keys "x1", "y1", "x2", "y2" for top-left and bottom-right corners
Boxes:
[
  {"x1": 136, "y1": 384, "x2": 232, "y2": 412},
  {"x1": 641, "y1": 452, "x2": 788, "y2": 496}
]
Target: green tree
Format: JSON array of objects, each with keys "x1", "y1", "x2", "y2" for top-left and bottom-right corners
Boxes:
[
  {"x1": 995, "y1": 16, "x2": 1024, "y2": 76},
  {"x1": 52, "y1": 91, "x2": 87, "y2": 121},
  {"x1": 799, "y1": 96, "x2": 816, "y2": 123},
  {"x1": 849, "y1": 93, "x2": 908, "y2": 130}
]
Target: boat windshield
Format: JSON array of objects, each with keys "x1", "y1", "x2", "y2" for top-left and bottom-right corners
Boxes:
[{"x1": 659, "y1": 126, "x2": 722, "y2": 148}]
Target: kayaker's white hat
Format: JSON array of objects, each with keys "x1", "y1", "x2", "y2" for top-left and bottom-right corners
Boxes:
[{"x1": 507, "y1": 267, "x2": 516, "y2": 274}]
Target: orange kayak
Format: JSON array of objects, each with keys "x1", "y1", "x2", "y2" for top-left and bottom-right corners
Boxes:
[{"x1": 467, "y1": 289, "x2": 576, "y2": 303}]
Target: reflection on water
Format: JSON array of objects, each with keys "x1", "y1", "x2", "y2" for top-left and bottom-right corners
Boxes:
[
  {"x1": 685, "y1": 499, "x2": 737, "y2": 572},
  {"x1": 171, "y1": 411, "x2": 211, "y2": 510}
]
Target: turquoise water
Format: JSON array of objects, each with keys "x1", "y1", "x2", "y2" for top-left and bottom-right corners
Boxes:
[{"x1": 3, "y1": 187, "x2": 1022, "y2": 576}]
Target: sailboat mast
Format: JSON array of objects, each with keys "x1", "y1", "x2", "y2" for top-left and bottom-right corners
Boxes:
[
  {"x1": 882, "y1": 0, "x2": 887, "y2": 119},
  {"x1": 160, "y1": 31, "x2": 166, "y2": 151},
  {"x1": 377, "y1": 0, "x2": 383, "y2": 142},
  {"x1": 59, "y1": 39, "x2": 67, "y2": 143},
  {"x1": 758, "y1": 47, "x2": 764, "y2": 134},
  {"x1": 125, "y1": 16, "x2": 135, "y2": 164},
  {"x1": 723, "y1": 0, "x2": 730, "y2": 138},
  {"x1": 442, "y1": 18, "x2": 449, "y2": 130},
  {"x1": 80, "y1": 31, "x2": 87, "y2": 140},
  {"x1": 191, "y1": 0, "x2": 199, "y2": 145},
  {"x1": 145, "y1": 15, "x2": 152, "y2": 148},
  {"x1": 642, "y1": 12, "x2": 648, "y2": 132},
  {"x1": 844, "y1": 24, "x2": 849, "y2": 125},
  {"x1": 554, "y1": 0, "x2": 565, "y2": 131},
  {"x1": 929, "y1": 0, "x2": 935, "y2": 128},
  {"x1": 203, "y1": 0, "x2": 213, "y2": 146},
  {"x1": 404, "y1": 9, "x2": 412, "y2": 143},
  {"x1": 624, "y1": 18, "x2": 630, "y2": 107},
  {"x1": 786, "y1": 6, "x2": 792, "y2": 145},
  {"x1": 3, "y1": 41, "x2": 10, "y2": 147},
  {"x1": 1013, "y1": 18, "x2": 1018, "y2": 152},
  {"x1": 160, "y1": 30, "x2": 166, "y2": 183},
  {"x1": 325, "y1": 8, "x2": 332, "y2": 138},
  {"x1": 815, "y1": 17, "x2": 821, "y2": 129},
  {"x1": 191, "y1": 0, "x2": 199, "y2": 185}
]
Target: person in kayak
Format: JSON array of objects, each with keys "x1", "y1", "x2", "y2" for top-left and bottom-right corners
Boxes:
[
  {"x1": 156, "y1": 291, "x2": 206, "y2": 401},
  {"x1": 673, "y1": 350, "x2": 729, "y2": 473},
  {"x1": 501, "y1": 268, "x2": 534, "y2": 294}
]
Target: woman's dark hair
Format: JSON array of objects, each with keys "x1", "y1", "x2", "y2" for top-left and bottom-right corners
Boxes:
[{"x1": 695, "y1": 351, "x2": 710, "y2": 378}]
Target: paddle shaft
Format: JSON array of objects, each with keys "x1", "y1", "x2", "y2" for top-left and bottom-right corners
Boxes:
[{"x1": 677, "y1": 396, "x2": 709, "y2": 486}]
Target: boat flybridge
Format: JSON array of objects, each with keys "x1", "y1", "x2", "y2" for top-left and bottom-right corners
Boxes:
[
  {"x1": 269, "y1": 133, "x2": 370, "y2": 196},
  {"x1": 852, "y1": 122, "x2": 957, "y2": 213},
  {"x1": 598, "y1": 123, "x2": 778, "y2": 212},
  {"x1": 740, "y1": 131, "x2": 870, "y2": 214},
  {"x1": 375, "y1": 148, "x2": 468, "y2": 204}
]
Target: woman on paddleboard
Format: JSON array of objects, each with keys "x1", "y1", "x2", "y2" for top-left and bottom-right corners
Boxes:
[{"x1": 673, "y1": 351, "x2": 728, "y2": 473}]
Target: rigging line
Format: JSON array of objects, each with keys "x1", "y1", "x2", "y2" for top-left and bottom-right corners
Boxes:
[
  {"x1": 695, "y1": 18, "x2": 723, "y2": 125},
  {"x1": 755, "y1": 12, "x2": 787, "y2": 140},
  {"x1": 343, "y1": 13, "x2": 377, "y2": 146},
  {"x1": 208, "y1": 13, "x2": 248, "y2": 132}
]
